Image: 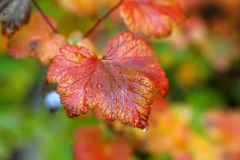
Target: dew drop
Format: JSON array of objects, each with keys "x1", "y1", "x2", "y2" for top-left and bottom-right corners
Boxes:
[
  {"x1": 85, "y1": 88, "x2": 89, "y2": 94},
  {"x1": 150, "y1": 64, "x2": 155, "y2": 68},
  {"x1": 121, "y1": 74, "x2": 127, "y2": 78},
  {"x1": 97, "y1": 84, "x2": 102, "y2": 89},
  {"x1": 139, "y1": 78, "x2": 144, "y2": 83},
  {"x1": 142, "y1": 124, "x2": 149, "y2": 132},
  {"x1": 129, "y1": 85, "x2": 134, "y2": 89},
  {"x1": 110, "y1": 44, "x2": 115, "y2": 49},
  {"x1": 76, "y1": 53, "x2": 83, "y2": 60},
  {"x1": 115, "y1": 98, "x2": 120, "y2": 104}
]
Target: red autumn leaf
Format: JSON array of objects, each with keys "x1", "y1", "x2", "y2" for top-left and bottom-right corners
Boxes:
[
  {"x1": 0, "y1": 0, "x2": 31, "y2": 36},
  {"x1": 120, "y1": 0, "x2": 186, "y2": 38},
  {"x1": 46, "y1": 32, "x2": 168, "y2": 129},
  {"x1": 7, "y1": 12, "x2": 67, "y2": 65},
  {"x1": 47, "y1": 32, "x2": 168, "y2": 128},
  {"x1": 74, "y1": 126, "x2": 132, "y2": 160}
]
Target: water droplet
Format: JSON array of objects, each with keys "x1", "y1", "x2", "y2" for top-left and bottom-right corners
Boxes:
[
  {"x1": 125, "y1": 99, "x2": 128, "y2": 103},
  {"x1": 76, "y1": 53, "x2": 83, "y2": 60},
  {"x1": 121, "y1": 74, "x2": 127, "y2": 78},
  {"x1": 129, "y1": 85, "x2": 134, "y2": 89},
  {"x1": 142, "y1": 124, "x2": 149, "y2": 132},
  {"x1": 110, "y1": 44, "x2": 115, "y2": 49},
  {"x1": 85, "y1": 88, "x2": 89, "y2": 94},
  {"x1": 138, "y1": 78, "x2": 142, "y2": 82},
  {"x1": 115, "y1": 98, "x2": 120, "y2": 104},
  {"x1": 97, "y1": 84, "x2": 102, "y2": 89}
]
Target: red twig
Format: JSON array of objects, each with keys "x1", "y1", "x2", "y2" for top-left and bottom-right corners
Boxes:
[
  {"x1": 31, "y1": 0, "x2": 57, "y2": 33},
  {"x1": 83, "y1": 0, "x2": 124, "y2": 38}
]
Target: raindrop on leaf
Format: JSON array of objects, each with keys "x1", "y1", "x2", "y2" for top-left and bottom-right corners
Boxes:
[
  {"x1": 115, "y1": 98, "x2": 120, "y2": 104},
  {"x1": 97, "y1": 84, "x2": 102, "y2": 89},
  {"x1": 141, "y1": 124, "x2": 149, "y2": 132},
  {"x1": 120, "y1": 74, "x2": 127, "y2": 78},
  {"x1": 110, "y1": 44, "x2": 115, "y2": 49},
  {"x1": 129, "y1": 85, "x2": 134, "y2": 89},
  {"x1": 85, "y1": 88, "x2": 89, "y2": 94}
]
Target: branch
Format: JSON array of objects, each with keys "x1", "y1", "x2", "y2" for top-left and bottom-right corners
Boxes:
[
  {"x1": 83, "y1": 0, "x2": 124, "y2": 38},
  {"x1": 31, "y1": 0, "x2": 57, "y2": 33}
]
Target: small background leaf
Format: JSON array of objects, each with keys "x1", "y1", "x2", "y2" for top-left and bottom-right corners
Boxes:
[
  {"x1": 7, "y1": 11, "x2": 67, "y2": 65},
  {"x1": 120, "y1": 0, "x2": 186, "y2": 38}
]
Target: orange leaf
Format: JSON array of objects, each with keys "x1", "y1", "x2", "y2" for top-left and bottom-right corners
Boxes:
[
  {"x1": 74, "y1": 126, "x2": 132, "y2": 160},
  {"x1": 120, "y1": 0, "x2": 186, "y2": 38},
  {"x1": 7, "y1": 12, "x2": 67, "y2": 65},
  {"x1": 46, "y1": 32, "x2": 168, "y2": 129}
]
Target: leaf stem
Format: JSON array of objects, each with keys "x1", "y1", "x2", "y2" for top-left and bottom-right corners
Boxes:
[
  {"x1": 31, "y1": 0, "x2": 57, "y2": 33},
  {"x1": 83, "y1": 0, "x2": 124, "y2": 38}
]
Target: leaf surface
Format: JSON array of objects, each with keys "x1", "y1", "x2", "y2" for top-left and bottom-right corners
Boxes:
[
  {"x1": 120, "y1": 0, "x2": 186, "y2": 38},
  {"x1": 7, "y1": 12, "x2": 67, "y2": 65},
  {"x1": 0, "y1": 0, "x2": 31, "y2": 36},
  {"x1": 46, "y1": 32, "x2": 168, "y2": 129}
]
